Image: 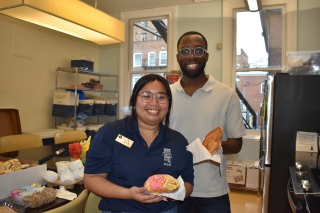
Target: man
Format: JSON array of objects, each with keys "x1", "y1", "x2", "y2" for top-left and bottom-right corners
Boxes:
[{"x1": 169, "y1": 31, "x2": 246, "y2": 213}]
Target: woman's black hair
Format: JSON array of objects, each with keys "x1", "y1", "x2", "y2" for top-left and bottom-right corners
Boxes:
[{"x1": 129, "y1": 74, "x2": 172, "y2": 126}]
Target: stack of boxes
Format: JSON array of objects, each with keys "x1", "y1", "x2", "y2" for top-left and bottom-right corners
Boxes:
[{"x1": 226, "y1": 159, "x2": 259, "y2": 189}]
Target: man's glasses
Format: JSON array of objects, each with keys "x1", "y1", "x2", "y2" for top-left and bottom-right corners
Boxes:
[
  {"x1": 138, "y1": 91, "x2": 169, "y2": 104},
  {"x1": 178, "y1": 47, "x2": 208, "y2": 57}
]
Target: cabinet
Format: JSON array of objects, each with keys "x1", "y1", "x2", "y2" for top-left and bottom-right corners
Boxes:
[{"x1": 53, "y1": 67, "x2": 118, "y2": 129}]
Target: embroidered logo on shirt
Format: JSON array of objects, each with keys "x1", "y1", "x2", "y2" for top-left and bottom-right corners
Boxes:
[
  {"x1": 115, "y1": 134, "x2": 133, "y2": 148},
  {"x1": 162, "y1": 148, "x2": 172, "y2": 166}
]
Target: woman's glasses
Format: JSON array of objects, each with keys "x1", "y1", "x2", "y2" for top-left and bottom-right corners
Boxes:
[
  {"x1": 178, "y1": 47, "x2": 208, "y2": 57},
  {"x1": 138, "y1": 91, "x2": 169, "y2": 104}
]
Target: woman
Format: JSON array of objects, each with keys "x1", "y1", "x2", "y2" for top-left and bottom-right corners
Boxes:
[{"x1": 84, "y1": 74, "x2": 194, "y2": 213}]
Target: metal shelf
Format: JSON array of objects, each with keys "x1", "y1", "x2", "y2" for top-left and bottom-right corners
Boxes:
[
  {"x1": 56, "y1": 87, "x2": 117, "y2": 93},
  {"x1": 56, "y1": 67, "x2": 118, "y2": 78},
  {"x1": 54, "y1": 67, "x2": 119, "y2": 129}
]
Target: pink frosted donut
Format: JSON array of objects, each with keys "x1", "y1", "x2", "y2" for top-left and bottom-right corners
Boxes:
[{"x1": 144, "y1": 174, "x2": 179, "y2": 194}]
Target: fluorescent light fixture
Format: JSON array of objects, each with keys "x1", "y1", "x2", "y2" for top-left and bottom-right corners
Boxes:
[
  {"x1": 244, "y1": 0, "x2": 262, "y2": 12},
  {"x1": 0, "y1": 0, "x2": 125, "y2": 45}
]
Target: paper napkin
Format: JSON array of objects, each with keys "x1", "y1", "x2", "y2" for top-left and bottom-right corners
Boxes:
[
  {"x1": 186, "y1": 138, "x2": 223, "y2": 169},
  {"x1": 56, "y1": 186, "x2": 77, "y2": 200}
]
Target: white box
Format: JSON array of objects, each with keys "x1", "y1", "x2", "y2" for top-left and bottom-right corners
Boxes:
[
  {"x1": 226, "y1": 160, "x2": 246, "y2": 185},
  {"x1": 246, "y1": 168, "x2": 259, "y2": 189},
  {"x1": 0, "y1": 157, "x2": 47, "y2": 199},
  {"x1": 246, "y1": 160, "x2": 259, "y2": 189},
  {"x1": 53, "y1": 90, "x2": 79, "y2": 106}
]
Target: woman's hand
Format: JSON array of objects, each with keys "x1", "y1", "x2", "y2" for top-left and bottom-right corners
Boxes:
[{"x1": 129, "y1": 186, "x2": 164, "y2": 204}]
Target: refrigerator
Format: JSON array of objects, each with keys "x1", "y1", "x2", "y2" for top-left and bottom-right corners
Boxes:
[{"x1": 261, "y1": 73, "x2": 320, "y2": 213}]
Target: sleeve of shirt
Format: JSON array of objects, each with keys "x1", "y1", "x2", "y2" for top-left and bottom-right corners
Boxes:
[
  {"x1": 178, "y1": 134, "x2": 194, "y2": 185},
  {"x1": 225, "y1": 91, "x2": 246, "y2": 139},
  {"x1": 84, "y1": 124, "x2": 114, "y2": 174},
  {"x1": 181, "y1": 148, "x2": 194, "y2": 185}
]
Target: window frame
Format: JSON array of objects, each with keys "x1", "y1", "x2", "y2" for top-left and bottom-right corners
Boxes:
[
  {"x1": 222, "y1": 0, "x2": 297, "y2": 88},
  {"x1": 119, "y1": 7, "x2": 176, "y2": 119}
]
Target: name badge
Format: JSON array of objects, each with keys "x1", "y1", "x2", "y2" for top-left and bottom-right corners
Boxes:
[{"x1": 116, "y1": 134, "x2": 134, "y2": 148}]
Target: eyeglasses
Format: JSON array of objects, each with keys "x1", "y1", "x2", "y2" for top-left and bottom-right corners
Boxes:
[
  {"x1": 138, "y1": 91, "x2": 169, "y2": 104},
  {"x1": 178, "y1": 47, "x2": 208, "y2": 57}
]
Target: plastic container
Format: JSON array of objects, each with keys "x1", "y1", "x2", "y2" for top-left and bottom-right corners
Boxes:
[
  {"x1": 287, "y1": 51, "x2": 320, "y2": 75},
  {"x1": 0, "y1": 197, "x2": 30, "y2": 213}
]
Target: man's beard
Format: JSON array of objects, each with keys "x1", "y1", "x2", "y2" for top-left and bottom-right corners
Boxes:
[{"x1": 179, "y1": 63, "x2": 206, "y2": 78}]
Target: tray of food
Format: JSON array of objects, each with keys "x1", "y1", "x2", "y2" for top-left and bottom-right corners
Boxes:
[{"x1": 0, "y1": 197, "x2": 30, "y2": 213}]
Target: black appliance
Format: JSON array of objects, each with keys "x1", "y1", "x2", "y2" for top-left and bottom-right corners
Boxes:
[
  {"x1": 260, "y1": 73, "x2": 320, "y2": 213},
  {"x1": 288, "y1": 162, "x2": 320, "y2": 212}
]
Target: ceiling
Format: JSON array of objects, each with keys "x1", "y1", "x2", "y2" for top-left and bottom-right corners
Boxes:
[{"x1": 81, "y1": 0, "x2": 218, "y2": 14}]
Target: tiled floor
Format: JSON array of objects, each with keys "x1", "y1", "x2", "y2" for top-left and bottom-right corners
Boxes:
[{"x1": 229, "y1": 188, "x2": 262, "y2": 213}]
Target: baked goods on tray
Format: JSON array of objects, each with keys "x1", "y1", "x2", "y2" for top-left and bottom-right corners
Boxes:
[
  {"x1": 10, "y1": 183, "x2": 57, "y2": 208},
  {"x1": 144, "y1": 174, "x2": 180, "y2": 194},
  {"x1": 202, "y1": 126, "x2": 223, "y2": 154},
  {"x1": 0, "y1": 158, "x2": 36, "y2": 175}
]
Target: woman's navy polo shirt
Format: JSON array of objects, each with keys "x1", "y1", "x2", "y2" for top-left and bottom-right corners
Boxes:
[{"x1": 84, "y1": 117, "x2": 194, "y2": 212}]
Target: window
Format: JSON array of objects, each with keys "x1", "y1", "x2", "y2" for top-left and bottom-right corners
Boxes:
[
  {"x1": 133, "y1": 53, "x2": 142, "y2": 67},
  {"x1": 141, "y1": 33, "x2": 147, "y2": 41},
  {"x1": 222, "y1": 0, "x2": 297, "y2": 88},
  {"x1": 236, "y1": 10, "x2": 282, "y2": 69},
  {"x1": 132, "y1": 76, "x2": 141, "y2": 90},
  {"x1": 159, "y1": 51, "x2": 167, "y2": 66},
  {"x1": 119, "y1": 7, "x2": 175, "y2": 113},
  {"x1": 148, "y1": 52, "x2": 156, "y2": 66},
  {"x1": 236, "y1": 71, "x2": 268, "y2": 129},
  {"x1": 223, "y1": 0, "x2": 297, "y2": 129}
]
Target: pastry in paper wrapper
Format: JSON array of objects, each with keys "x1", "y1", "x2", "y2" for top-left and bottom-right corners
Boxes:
[
  {"x1": 187, "y1": 138, "x2": 223, "y2": 165},
  {"x1": 202, "y1": 126, "x2": 223, "y2": 154},
  {"x1": 186, "y1": 126, "x2": 224, "y2": 169},
  {"x1": 144, "y1": 175, "x2": 186, "y2": 201},
  {"x1": 144, "y1": 174, "x2": 179, "y2": 194}
]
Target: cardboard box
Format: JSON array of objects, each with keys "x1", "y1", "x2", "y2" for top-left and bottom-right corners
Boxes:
[
  {"x1": 0, "y1": 157, "x2": 47, "y2": 199},
  {"x1": 246, "y1": 160, "x2": 259, "y2": 189},
  {"x1": 226, "y1": 160, "x2": 246, "y2": 185}
]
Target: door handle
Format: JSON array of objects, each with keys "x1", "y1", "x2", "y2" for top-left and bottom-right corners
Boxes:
[{"x1": 258, "y1": 157, "x2": 264, "y2": 170}]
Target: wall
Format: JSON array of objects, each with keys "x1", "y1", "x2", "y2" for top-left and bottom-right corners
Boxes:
[
  {"x1": 0, "y1": 14, "x2": 99, "y2": 132},
  {"x1": 297, "y1": 0, "x2": 320, "y2": 51},
  {"x1": 176, "y1": 1, "x2": 223, "y2": 81}
]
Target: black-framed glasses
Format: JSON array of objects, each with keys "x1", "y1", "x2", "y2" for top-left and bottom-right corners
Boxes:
[
  {"x1": 138, "y1": 91, "x2": 169, "y2": 104},
  {"x1": 178, "y1": 47, "x2": 208, "y2": 57}
]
